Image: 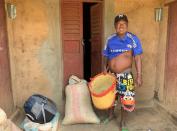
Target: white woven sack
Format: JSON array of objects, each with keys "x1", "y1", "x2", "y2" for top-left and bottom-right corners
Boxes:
[
  {"x1": 0, "y1": 108, "x2": 22, "y2": 131},
  {"x1": 62, "y1": 76, "x2": 100, "y2": 125},
  {"x1": 3, "y1": 120, "x2": 22, "y2": 131},
  {"x1": 22, "y1": 112, "x2": 59, "y2": 131},
  {"x1": 0, "y1": 108, "x2": 7, "y2": 126}
]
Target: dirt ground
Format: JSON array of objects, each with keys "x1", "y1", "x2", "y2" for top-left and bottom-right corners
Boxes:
[
  {"x1": 13, "y1": 102, "x2": 177, "y2": 131},
  {"x1": 60, "y1": 105, "x2": 177, "y2": 131}
]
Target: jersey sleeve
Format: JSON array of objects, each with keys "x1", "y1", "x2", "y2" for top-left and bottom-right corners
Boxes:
[{"x1": 132, "y1": 36, "x2": 143, "y2": 56}]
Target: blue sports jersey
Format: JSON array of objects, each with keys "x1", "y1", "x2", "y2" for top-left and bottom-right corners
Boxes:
[{"x1": 103, "y1": 32, "x2": 143, "y2": 60}]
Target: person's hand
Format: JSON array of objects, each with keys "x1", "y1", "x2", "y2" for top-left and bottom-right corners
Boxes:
[
  {"x1": 136, "y1": 75, "x2": 142, "y2": 87},
  {"x1": 103, "y1": 66, "x2": 109, "y2": 75},
  {"x1": 103, "y1": 68, "x2": 108, "y2": 75}
]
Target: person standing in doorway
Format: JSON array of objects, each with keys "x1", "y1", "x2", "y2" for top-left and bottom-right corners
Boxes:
[{"x1": 103, "y1": 14, "x2": 143, "y2": 126}]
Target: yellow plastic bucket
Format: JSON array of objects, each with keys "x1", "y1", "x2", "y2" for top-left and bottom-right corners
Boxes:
[{"x1": 89, "y1": 73, "x2": 117, "y2": 110}]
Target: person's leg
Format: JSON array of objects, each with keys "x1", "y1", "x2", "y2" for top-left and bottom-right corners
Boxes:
[
  {"x1": 101, "y1": 102, "x2": 116, "y2": 123},
  {"x1": 120, "y1": 107, "x2": 127, "y2": 127},
  {"x1": 119, "y1": 73, "x2": 128, "y2": 130},
  {"x1": 108, "y1": 105, "x2": 116, "y2": 119},
  {"x1": 101, "y1": 107, "x2": 114, "y2": 124},
  {"x1": 119, "y1": 94, "x2": 125, "y2": 130},
  {"x1": 120, "y1": 106, "x2": 123, "y2": 130},
  {"x1": 101, "y1": 93, "x2": 118, "y2": 124},
  {"x1": 102, "y1": 73, "x2": 119, "y2": 124},
  {"x1": 120, "y1": 72, "x2": 135, "y2": 130}
]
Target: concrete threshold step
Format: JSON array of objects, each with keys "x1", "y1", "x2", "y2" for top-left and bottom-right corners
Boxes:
[{"x1": 155, "y1": 100, "x2": 177, "y2": 126}]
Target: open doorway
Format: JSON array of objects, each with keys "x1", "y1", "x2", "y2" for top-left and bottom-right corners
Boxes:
[
  {"x1": 83, "y1": 2, "x2": 103, "y2": 81},
  {"x1": 83, "y1": 3, "x2": 93, "y2": 81},
  {"x1": 61, "y1": 1, "x2": 103, "y2": 85}
]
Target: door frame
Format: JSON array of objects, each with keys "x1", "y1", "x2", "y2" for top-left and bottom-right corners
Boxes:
[
  {"x1": 60, "y1": 0, "x2": 104, "y2": 85},
  {"x1": 164, "y1": 1, "x2": 177, "y2": 104},
  {"x1": 83, "y1": 0, "x2": 103, "y2": 3}
]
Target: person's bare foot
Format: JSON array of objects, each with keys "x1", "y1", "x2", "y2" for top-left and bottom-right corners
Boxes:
[
  {"x1": 101, "y1": 113, "x2": 116, "y2": 124},
  {"x1": 120, "y1": 127, "x2": 128, "y2": 131},
  {"x1": 120, "y1": 114, "x2": 127, "y2": 131}
]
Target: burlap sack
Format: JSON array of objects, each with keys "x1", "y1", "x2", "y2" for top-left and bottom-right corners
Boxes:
[{"x1": 62, "y1": 76, "x2": 100, "y2": 125}]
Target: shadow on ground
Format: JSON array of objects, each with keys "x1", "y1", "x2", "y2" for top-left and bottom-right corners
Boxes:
[{"x1": 60, "y1": 105, "x2": 177, "y2": 131}]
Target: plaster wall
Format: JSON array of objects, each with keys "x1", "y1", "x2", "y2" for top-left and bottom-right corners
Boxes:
[
  {"x1": 155, "y1": 6, "x2": 168, "y2": 102},
  {"x1": 5, "y1": 0, "x2": 172, "y2": 114},
  {"x1": 6, "y1": 0, "x2": 64, "y2": 113}
]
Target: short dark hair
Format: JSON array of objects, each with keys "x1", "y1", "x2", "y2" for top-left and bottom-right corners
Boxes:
[{"x1": 114, "y1": 14, "x2": 128, "y2": 26}]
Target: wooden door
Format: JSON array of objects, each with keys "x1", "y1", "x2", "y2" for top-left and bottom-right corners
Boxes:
[
  {"x1": 61, "y1": 0, "x2": 83, "y2": 85},
  {"x1": 0, "y1": 0, "x2": 14, "y2": 115},
  {"x1": 90, "y1": 3, "x2": 102, "y2": 77},
  {"x1": 165, "y1": 1, "x2": 177, "y2": 105}
]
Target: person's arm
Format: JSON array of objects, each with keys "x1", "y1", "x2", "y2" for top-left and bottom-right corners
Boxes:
[
  {"x1": 103, "y1": 57, "x2": 108, "y2": 74},
  {"x1": 103, "y1": 38, "x2": 110, "y2": 74},
  {"x1": 130, "y1": 34, "x2": 143, "y2": 87},
  {"x1": 134, "y1": 54, "x2": 142, "y2": 87}
]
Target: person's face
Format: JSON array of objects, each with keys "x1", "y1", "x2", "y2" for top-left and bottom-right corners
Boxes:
[{"x1": 115, "y1": 20, "x2": 128, "y2": 37}]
